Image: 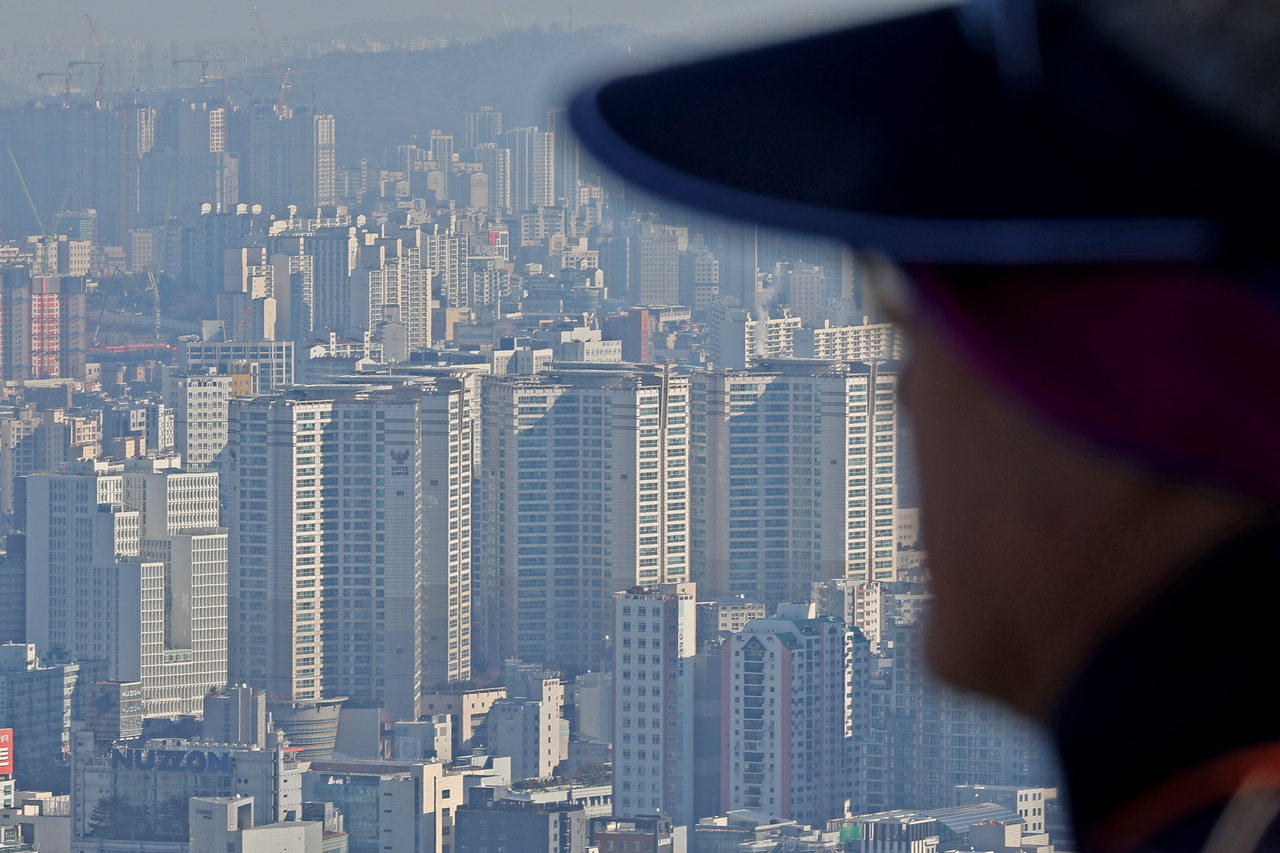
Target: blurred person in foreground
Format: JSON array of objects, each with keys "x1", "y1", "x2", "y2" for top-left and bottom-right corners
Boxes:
[{"x1": 571, "y1": 0, "x2": 1280, "y2": 851}]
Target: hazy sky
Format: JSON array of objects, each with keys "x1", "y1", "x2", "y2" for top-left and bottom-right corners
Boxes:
[{"x1": 2, "y1": 0, "x2": 942, "y2": 47}]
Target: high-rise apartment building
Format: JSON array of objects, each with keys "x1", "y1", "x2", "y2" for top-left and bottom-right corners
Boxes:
[
  {"x1": 475, "y1": 366, "x2": 690, "y2": 669},
  {"x1": 777, "y1": 262, "x2": 827, "y2": 324},
  {"x1": 227, "y1": 377, "x2": 474, "y2": 719},
  {"x1": 248, "y1": 105, "x2": 336, "y2": 210},
  {"x1": 611, "y1": 583, "x2": 697, "y2": 824},
  {"x1": 475, "y1": 144, "x2": 512, "y2": 214},
  {"x1": 266, "y1": 223, "x2": 360, "y2": 333},
  {"x1": 1, "y1": 409, "x2": 101, "y2": 517},
  {"x1": 354, "y1": 231, "x2": 432, "y2": 349},
  {"x1": 465, "y1": 107, "x2": 503, "y2": 149},
  {"x1": 721, "y1": 604, "x2": 853, "y2": 824},
  {"x1": 422, "y1": 232, "x2": 470, "y2": 310},
  {"x1": 178, "y1": 204, "x2": 274, "y2": 296},
  {"x1": 163, "y1": 367, "x2": 235, "y2": 469},
  {"x1": 547, "y1": 108, "x2": 580, "y2": 208},
  {"x1": 504, "y1": 127, "x2": 555, "y2": 212},
  {"x1": 690, "y1": 361, "x2": 899, "y2": 609},
  {"x1": 860, "y1": 620, "x2": 1059, "y2": 812},
  {"x1": 0, "y1": 102, "x2": 154, "y2": 245},
  {"x1": 25, "y1": 459, "x2": 227, "y2": 715},
  {"x1": 182, "y1": 339, "x2": 295, "y2": 392},
  {"x1": 637, "y1": 229, "x2": 681, "y2": 306},
  {"x1": 0, "y1": 271, "x2": 88, "y2": 382},
  {"x1": 429, "y1": 130, "x2": 455, "y2": 173}
]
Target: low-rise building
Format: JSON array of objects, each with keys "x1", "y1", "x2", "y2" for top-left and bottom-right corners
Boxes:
[
  {"x1": 302, "y1": 758, "x2": 464, "y2": 853},
  {"x1": 591, "y1": 816, "x2": 684, "y2": 853},
  {"x1": 421, "y1": 687, "x2": 507, "y2": 754},
  {"x1": 0, "y1": 790, "x2": 71, "y2": 853},
  {"x1": 829, "y1": 812, "x2": 939, "y2": 853},
  {"x1": 0, "y1": 643, "x2": 106, "y2": 776},
  {"x1": 188, "y1": 796, "x2": 335, "y2": 853},
  {"x1": 457, "y1": 800, "x2": 587, "y2": 853},
  {"x1": 71, "y1": 732, "x2": 303, "y2": 845},
  {"x1": 695, "y1": 599, "x2": 766, "y2": 652}
]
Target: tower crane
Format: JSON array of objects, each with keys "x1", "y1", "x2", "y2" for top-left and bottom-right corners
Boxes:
[
  {"x1": 35, "y1": 71, "x2": 73, "y2": 99},
  {"x1": 172, "y1": 54, "x2": 213, "y2": 90},
  {"x1": 68, "y1": 60, "x2": 108, "y2": 100},
  {"x1": 251, "y1": 3, "x2": 283, "y2": 84},
  {"x1": 85, "y1": 15, "x2": 118, "y2": 92},
  {"x1": 6, "y1": 148, "x2": 47, "y2": 235}
]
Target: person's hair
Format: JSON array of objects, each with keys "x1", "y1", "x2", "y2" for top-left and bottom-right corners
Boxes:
[{"x1": 1075, "y1": 0, "x2": 1280, "y2": 151}]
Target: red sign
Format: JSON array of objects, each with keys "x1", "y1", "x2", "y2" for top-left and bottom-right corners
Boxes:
[{"x1": 0, "y1": 728, "x2": 13, "y2": 775}]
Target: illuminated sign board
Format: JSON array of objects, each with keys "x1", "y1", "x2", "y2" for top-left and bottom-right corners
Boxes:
[{"x1": 110, "y1": 749, "x2": 231, "y2": 774}]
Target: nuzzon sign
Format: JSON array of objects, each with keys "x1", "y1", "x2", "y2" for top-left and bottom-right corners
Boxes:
[{"x1": 110, "y1": 748, "x2": 232, "y2": 774}]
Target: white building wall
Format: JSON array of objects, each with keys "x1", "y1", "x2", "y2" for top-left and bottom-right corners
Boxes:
[{"x1": 611, "y1": 583, "x2": 696, "y2": 825}]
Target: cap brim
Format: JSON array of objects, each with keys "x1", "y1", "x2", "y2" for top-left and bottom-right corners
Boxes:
[{"x1": 570, "y1": 4, "x2": 1251, "y2": 264}]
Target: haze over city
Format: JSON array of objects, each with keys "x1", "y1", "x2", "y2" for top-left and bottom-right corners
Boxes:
[{"x1": 0, "y1": 0, "x2": 1074, "y2": 852}]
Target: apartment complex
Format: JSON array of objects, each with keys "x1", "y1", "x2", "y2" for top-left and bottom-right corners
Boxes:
[
  {"x1": 227, "y1": 377, "x2": 474, "y2": 719},
  {"x1": 691, "y1": 360, "x2": 900, "y2": 610},
  {"x1": 475, "y1": 365, "x2": 690, "y2": 668},
  {"x1": 25, "y1": 459, "x2": 227, "y2": 715}
]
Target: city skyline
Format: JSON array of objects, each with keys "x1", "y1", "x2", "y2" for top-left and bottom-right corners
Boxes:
[{"x1": 0, "y1": 10, "x2": 1065, "y2": 852}]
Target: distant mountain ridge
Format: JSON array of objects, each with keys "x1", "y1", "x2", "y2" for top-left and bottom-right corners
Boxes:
[
  {"x1": 291, "y1": 25, "x2": 678, "y2": 165},
  {"x1": 285, "y1": 14, "x2": 509, "y2": 46}
]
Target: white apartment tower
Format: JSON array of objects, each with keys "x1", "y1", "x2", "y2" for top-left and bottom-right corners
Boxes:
[
  {"x1": 422, "y1": 232, "x2": 470, "y2": 310},
  {"x1": 164, "y1": 367, "x2": 235, "y2": 469},
  {"x1": 611, "y1": 583, "x2": 697, "y2": 825},
  {"x1": 227, "y1": 378, "x2": 474, "y2": 719},
  {"x1": 504, "y1": 127, "x2": 555, "y2": 212},
  {"x1": 475, "y1": 144, "x2": 512, "y2": 214},
  {"x1": 476, "y1": 366, "x2": 690, "y2": 670},
  {"x1": 26, "y1": 460, "x2": 227, "y2": 715},
  {"x1": 354, "y1": 231, "x2": 433, "y2": 349},
  {"x1": 721, "y1": 604, "x2": 852, "y2": 824},
  {"x1": 691, "y1": 361, "x2": 899, "y2": 609}
]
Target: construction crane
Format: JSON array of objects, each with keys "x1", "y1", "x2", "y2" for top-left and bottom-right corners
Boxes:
[
  {"x1": 201, "y1": 67, "x2": 310, "y2": 105},
  {"x1": 277, "y1": 67, "x2": 294, "y2": 108},
  {"x1": 47, "y1": 187, "x2": 73, "y2": 236},
  {"x1": 233, "y1": 300, "x2": 255, "y2": 341},
  {"x1": 172, "y1": 54, "x2": 213, "y2": 91},
  {"x1": 147, "y1": 176, "x2": 177, "y2": 341},
  {"x1": 6, "y1": 148, "x2": 47, "y2": 235},
  {"x1": 69, "y1": 60, "x2": 108, "y2": 100},
  {"x1": 146, "y1": 268, "x2": 161, "y2": 340},
  {"x1": 35, "y1": 71, "x2": 73, "y2": 99},
  {"x1": 251, "y1": 3, "x2": 283, "y2": 85},
  {"x1": 85, "y1": 15, "x2": 118, "y2": 92},
  {"x1": 200, "y1": 69, "x2": 306, "y2": 83}
]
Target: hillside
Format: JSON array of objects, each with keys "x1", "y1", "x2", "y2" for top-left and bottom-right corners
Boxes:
[{"x1": 190, "y1": 26, "x2": 682, "y2": 167}]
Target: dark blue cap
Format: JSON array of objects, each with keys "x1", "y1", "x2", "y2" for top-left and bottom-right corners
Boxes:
[{"x1": 570, "y1": 0, "x2": 1280, "y2": 265}]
